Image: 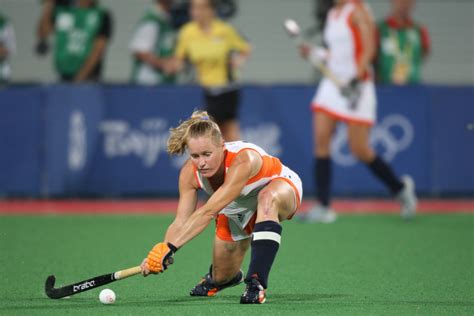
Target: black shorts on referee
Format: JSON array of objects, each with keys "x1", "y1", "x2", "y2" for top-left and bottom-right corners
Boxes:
[{"x1": 203, "y1": 88, "x2": 240, "y2": 124}]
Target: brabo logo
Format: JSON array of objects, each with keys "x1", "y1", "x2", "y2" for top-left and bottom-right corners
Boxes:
[
  {"x1": 73, "y1": 280, "x2": 95, "y2": 292},
  {"x1": 332, "y1": 114, "x2": 414, "y2": 166}
]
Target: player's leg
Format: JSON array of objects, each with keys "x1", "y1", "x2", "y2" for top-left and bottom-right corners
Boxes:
[
  {"x1": 301, "y1": 110, "x2": 338, "y2": 223},
  {"x1": 212, "y1": 237, "x2": 249, "y2": 284},
  {"x1": 347, "y1": 123, "x2": 417, "y2": 218},
  {"x1": 190, "y1": 219, "x2": 249, "y2": 297},
  {"x1": 314, "y1": 111, "x2": 337, "y2": 208},
  {"x1": 241, "y1": 179, "x2": 298, "y2": 304},
  {"x1": 346, "y1": 122, "x2": 376, "y2": 163}
]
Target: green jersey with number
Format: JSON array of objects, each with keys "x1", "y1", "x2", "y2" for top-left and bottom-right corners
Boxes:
[
  {"x1": 131, "y1": 7, "x2": 175, "y2": 84},
  {"x1": 0, "y1": 13, "x2": 11, "y2": 82},
  {"x1": 54, "y1": 6, "x2": 106, "y2": 76},
  {"x1": 376, "y1": 18, "x2": 430, "y2": 84}
]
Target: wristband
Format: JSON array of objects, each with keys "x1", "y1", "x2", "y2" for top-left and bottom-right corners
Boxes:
[{"x1": 167, "y1": 242, "x2": 178, "y2": 253}]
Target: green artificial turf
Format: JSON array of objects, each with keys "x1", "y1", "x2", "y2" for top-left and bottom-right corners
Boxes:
[{"x1": 0, "y1": 213, "x2": 473, "y2": 315}]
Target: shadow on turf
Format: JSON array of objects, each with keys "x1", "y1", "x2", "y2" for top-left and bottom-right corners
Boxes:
[
  {"x1": 2, "y1": 296, "x2": 473, "y2": 311},
  {"x1": 148, "y1": 293, "x2": 350, "y2": 305},
  {"x1": 0, "y1": 293, "x2": 345, "y2": 310}
]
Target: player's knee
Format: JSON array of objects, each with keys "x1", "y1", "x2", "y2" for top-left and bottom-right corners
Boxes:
[
  {"x1": 222, "y1": 240, "x2": 240, "y2": 254},
  {"x1": 315, "y1": 146, "x2": 330, "y2": 157},
  {"x1": 258, "y1": 189, "x2": 278, "y2": 206},
  {"x1": 316, "y1": 134, "x2": 331, "y2": 152},
  {"x1": 349, "y1": 143, "x2": 372, "y2": 162},
  {"x1": 257, "y1": 189, "x2": 280, "y2": 219}
]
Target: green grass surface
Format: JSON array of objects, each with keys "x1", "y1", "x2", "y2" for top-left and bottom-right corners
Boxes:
[{"x1": 0, "y1": 214, "x2": 473, "y2": 315}]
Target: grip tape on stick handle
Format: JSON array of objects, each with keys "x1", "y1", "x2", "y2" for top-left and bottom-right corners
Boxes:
[{"x1": 114, "y1": 266, "x2": 142, "y2": 280}]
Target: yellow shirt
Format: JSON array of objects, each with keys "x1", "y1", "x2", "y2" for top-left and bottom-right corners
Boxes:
[{"x1": 175, "y1": 19, "x2": 250, "y2": 87}]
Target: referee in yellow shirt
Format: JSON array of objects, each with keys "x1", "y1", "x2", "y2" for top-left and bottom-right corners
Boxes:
[{"x1": 171, "y1": 0, "x2": 251, "y2": 141}]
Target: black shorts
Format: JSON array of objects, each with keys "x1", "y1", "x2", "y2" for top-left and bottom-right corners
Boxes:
[{"x1": 203, "y1": 89, "x2": 240, "y2": 124}]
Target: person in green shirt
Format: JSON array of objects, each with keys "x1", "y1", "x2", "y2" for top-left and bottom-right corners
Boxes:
[
  {"x1": 37, "y1": 0, "x2": 113, "y2": 82},
  {"x1": 375, "y1": 0, "x2": 431, "y2": 85},
  {"x1": 130, "y1": 0, "x2": 176, "y2": 85},
  {"x1": 0, "y1": 12, "x2": 16, "y2": 83}
]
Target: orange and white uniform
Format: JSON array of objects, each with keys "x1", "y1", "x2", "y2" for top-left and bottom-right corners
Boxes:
[
  {"x1": 312, "y1": 0, "x2": 376, "y2": 126},
  {"x1": 194, "y1": 141, "x2": 303, "y2": 242}
]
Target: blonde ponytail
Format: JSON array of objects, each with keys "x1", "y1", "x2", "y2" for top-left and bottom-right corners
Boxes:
[{"x1": 167, "y1": 110, "x2": 222, "y2": 155}]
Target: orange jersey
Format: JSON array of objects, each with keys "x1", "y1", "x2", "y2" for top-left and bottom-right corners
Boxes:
[
  {"x1": 194, "y1": 141, "x2": 303, "y2": 242},
  {"x1": 194, "y1": 141, "x2": 283, "y2": 197}
]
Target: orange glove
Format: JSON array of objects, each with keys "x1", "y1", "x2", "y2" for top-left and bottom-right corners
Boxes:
[{"x1": 146, "y1": 242, "x2": 177, "y2": 273}]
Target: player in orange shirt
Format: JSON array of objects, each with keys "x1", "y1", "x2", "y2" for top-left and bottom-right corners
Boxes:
[{"x1": 139, "y1": 110, "x2": 303, "y2": 304}]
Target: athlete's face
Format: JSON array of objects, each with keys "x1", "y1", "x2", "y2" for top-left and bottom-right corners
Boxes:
[
  {"x1": 190, "y1": 0, "x2": 215, "y2": 24},
  {"x1": 392, "y1": 0, "x2": 415, "y2": 17},
  {"x1": 188, "y1": 136, "x2": 224, "y2": 178},
  {"x1": 76, "y1": 0, "x2": 95, "y2": 8}
]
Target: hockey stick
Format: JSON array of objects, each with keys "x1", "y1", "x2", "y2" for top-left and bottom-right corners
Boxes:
[
  {"x1": 45, "y1": 265, "x2": 142, "y2": 299},
  {"x1": 283, "y1": 18, "x2": 344, "y2": 87}
]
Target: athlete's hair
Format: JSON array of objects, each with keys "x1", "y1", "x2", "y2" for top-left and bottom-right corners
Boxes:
[
  {"x1": 167, "y1": 110, "x2": 222, "y2": 155},
  {"x1": 191, "y1": 0, "x2": 218, "y2": 10}
]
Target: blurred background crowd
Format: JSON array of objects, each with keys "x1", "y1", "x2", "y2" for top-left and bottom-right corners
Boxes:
[
  {"x1": 0, "y1": 0, "x2": 472, "y2": 86},
  {"x1": 0, "y1": 0, "x2": 472, "y2": 200}
]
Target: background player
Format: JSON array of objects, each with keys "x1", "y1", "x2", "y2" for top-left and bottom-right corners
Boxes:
[
  {"x1": 375, "y1": 0, "x2": 431, "y2": 84},
  {"x1": 36, "y1": 0, "x2": 113, "y2": 82},
  {"x1": 130, "y1": 0, "x2": 176, "y2": 85},
  {"x1": 168, "y1": 0, "x2": 251, "y2": 141},
  {"x1": 0, "y1": 10, "x2": 16, "y2": 83},
  {"x1": 140, "y1": 110, "x2": 303, "y2": 304},
  {"x1": 299, "y1": 0, "x2": 417, "y2": 223}
]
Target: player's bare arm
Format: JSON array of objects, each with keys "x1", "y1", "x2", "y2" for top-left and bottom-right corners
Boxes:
[
  {"x1": 37, "y1": 0, "x2": 55, "y2": 39},
  {"x1": 163, "y1": 160, "x2": 199, "y2": 242},
  {"x1": 134, "y1": 52, "x2": 174, "y2": 71},
  {"x1": 140, "y1": 160, "x2": 199, "y2": 276},
  {"x1": 0, "y1": 45, "x2": 8, "y2": 59},
  {"x1": 74, "y1": 37, "x2": 108, "y2": 82},
  {"x1": 169, "y1": 150, "x2": 263, "y2": 248},
  {"x1": 231, "y1": 48, "x2": 252, "y2": 69},
  {"x1": 352, "y1": 5, "x2": 376, "y2": 79},
  {"x1": 166, "y1": 56, "x2": 185, "y2": 75}
]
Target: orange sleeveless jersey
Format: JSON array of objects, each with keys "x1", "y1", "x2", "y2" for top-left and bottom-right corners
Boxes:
[
  {"x1": 193, "y1": 141, "x2": 302, "y2": 242},
  {"x1": 194, "y1": 141, "x2": 283, "y2": 197}
]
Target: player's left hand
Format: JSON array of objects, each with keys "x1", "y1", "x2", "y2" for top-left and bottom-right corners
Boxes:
[
  {"x1": 230, "y1": 52, "x2": 247, "y2": 69},
  {"x1": 35, "y1": 40, "x2": 49, "y2": 56},
  {"x1": 340, "y1": 78, "x2": 361, "y2": 109},
  {"x1": 162, "y1": 58, "x2": 178, "y2": 74},
  {"x1": 298, "y1": 43, "x2": 311, "y2": 59},
  {"x1": 142, "y1": 242, "x2": 177, "y2": 276}
]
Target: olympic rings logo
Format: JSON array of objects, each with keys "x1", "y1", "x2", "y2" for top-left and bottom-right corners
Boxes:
[{"x1": 331, "y1": 114, "x2": 414, "y2": 166}]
